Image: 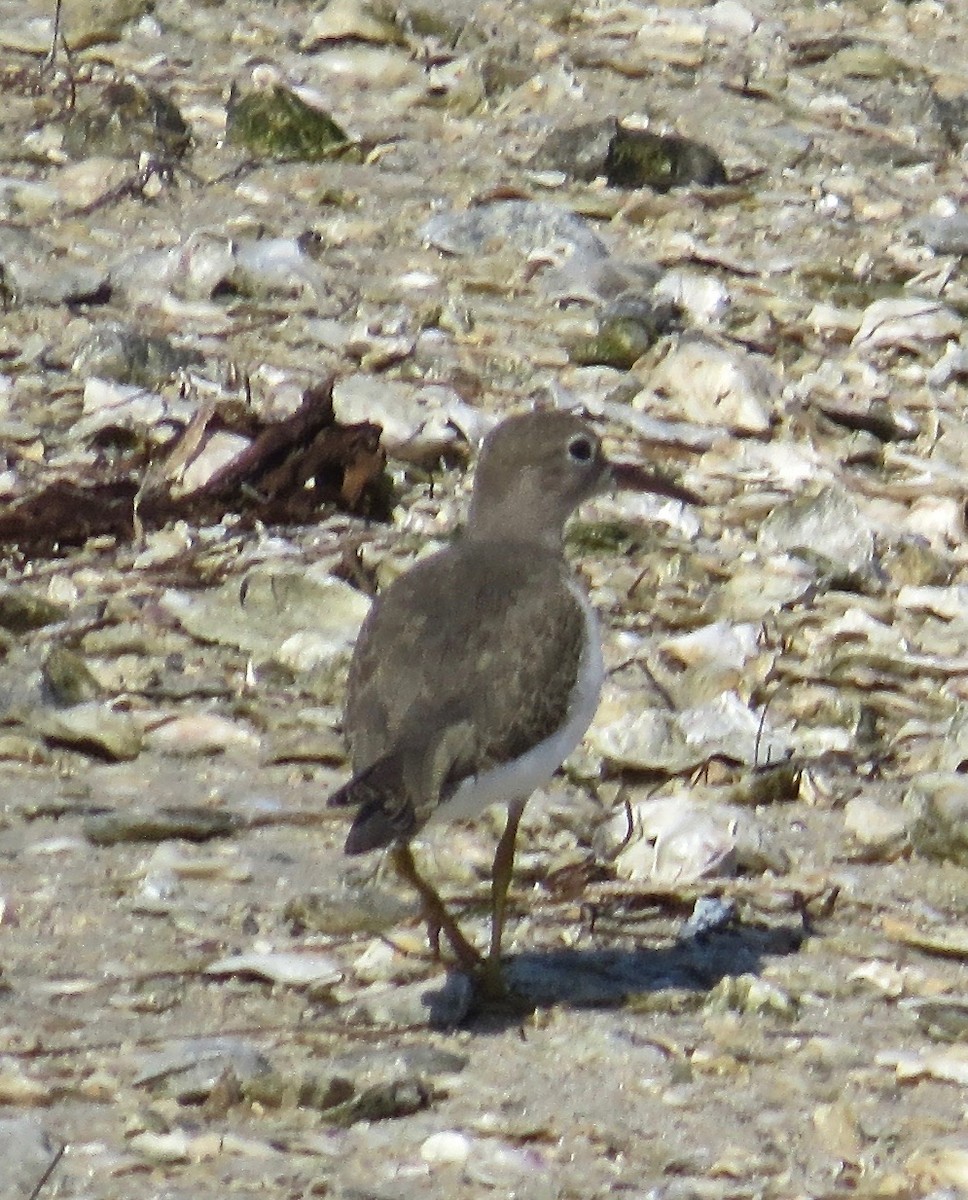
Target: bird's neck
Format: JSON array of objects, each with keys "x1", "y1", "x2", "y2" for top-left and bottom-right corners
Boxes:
[{"x1": 466, "y1": 505, "x2": 565, "y2": 552}]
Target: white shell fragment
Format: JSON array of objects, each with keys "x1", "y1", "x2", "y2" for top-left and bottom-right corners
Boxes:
[
  {"x1": 0, "y1": 1061, "x2": 53, "y2": 1106},
  {"x1": 170, "y1": 430, "x2": 252, "y2": 496},
  {"x1": 332, "y1": 374, "x2": 483, "y2": 465},
  {"x1": 589, "y1": 687, "x2": 791, "y2": 772},
  {"x1": 714, "y1": 554, "x2": 816, "y2": 620},
  {"x1": 0, "y1": 1117, "x2": 59, "y2": 1196},
  {"x1": 233, "y1": 237, "x2": 331, "y2": 301},
  {"x1": 653, "y1": 268, "x2": 731, "y2": 325},
  {"x1": 843, "y1": 797, "x2": 911, "y2": 854},
  {"x1": 301, "y1": 0, "x2": 405, "y2": 50},
  {"x1": 757, "y1": 485, "x2": 874, "y2": 576},
  {"x1": 420, "y1": 1130, "x2": 473, "y2": 1166},
  {"x1": 851, "y1": 297, "x2": 961, "y2": 352},
  {"x1": 659, "y1": 621, "x2": 761, "y2": 672},
  {"x1": 876, "y1": 1045, "x2": 968, "y2": 1087},
  {"x1": 161, "y1": 566, "x2": 370, "y2": 667},
  {"x1": 205, "y1": 948, "x2": 343, "y2": 988},
  {"x1": 78, "y1": 377, "x2": 167, "y2": 436},
  {"x1": 896, "y1": 584, "x2": 968, "y2": 622},
  {"x1": 421, "y1": 200, "x2": 608, "y2": 261},
  {"x1": 639, "y1": 335, "x2": 777, "y2": 434},
  {"x1": 812, "y1": 1101, "x2": 863, "y2": 1164},
  {"x1": 112, "y1": 234, "x2": 328, "y2": 304},
  {"x1": 678, "y1": 691, "x2": 790, "y2": 761},
  {"x1": 707, "y1": 0, "x2": 758, "y2": 35},
  {"x1": 144, "y1": 712, "x2": 260, "y2": 757},
  {"x1": 344, "y1": 971, "x2": 474, "y2": 1027},
  {"x1": 111, "y1": 233, "x2": 236, "y2": 302},
  {"x1": 907, "y1": 1139, "x2": 968, "y2": 1190},
  {"x1": 141, "y1": 841, "x2": 252, "y2": 884},
  {"x1": 133, "y1": 1038, "x2": 271, "y2": 1100},
  {"x1": 127, "y1": 1126, "x2": 281, "y2": 1165},
  {"x1": 603, "y1": 794, "x2": 770, "y2": 884},
  {"x1": 128, "y1": 1130, "x2": 192, "y2": 1165}
]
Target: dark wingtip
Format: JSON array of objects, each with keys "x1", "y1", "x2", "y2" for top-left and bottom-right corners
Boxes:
[
  {"x1": 344, "y1": 806, "x2": 400, "y2": 855},
  {"x1": 328, "y1": 756, "x2": 416, "y2": 854},
  {"x1": 327, "y1": 778, "x2": 356, "y2": 809}
]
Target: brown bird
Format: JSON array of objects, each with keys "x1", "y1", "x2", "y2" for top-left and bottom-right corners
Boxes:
[{"x1": 329, "y1": 409, "x2": 694, "y2": 993}]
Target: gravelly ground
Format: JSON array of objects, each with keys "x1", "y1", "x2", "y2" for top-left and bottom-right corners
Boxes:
[{"x1": 2, "y1": 0, "x2": 968, "y2": 1196}]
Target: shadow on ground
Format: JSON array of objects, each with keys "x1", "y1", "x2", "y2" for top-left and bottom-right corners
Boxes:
[{"x1": 420, "y1": 919, "x2": 807, "y2": 1028}]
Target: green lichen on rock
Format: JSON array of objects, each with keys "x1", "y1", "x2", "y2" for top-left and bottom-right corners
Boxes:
[
  {"x1": 42, "y1": 646, "x2": 101, "y2": 707},
  {"x1": 532, "y1": 118, "x2": 617, "y2": 181},
  {"x1": 605, "y1": 127, "x2": 727, "y2": 191},
  {"x1": 533, "y1": 118, "x2": 727, "y2": 191},
  {"x1": 570, "y1": 301, "x2": 680, "y2": 369},
  {"x1": 226, "y1": 86, "x2": 352, "y2": 162},
  {"x1": 567, "y1": 520, "x2": 639, "y2": 555},
  {"x1": 0, "y1": 588, "x2": 67, "y2": 633},
  {"x1": 62, "y1": 81, "x2": 191, "y2": 161}
]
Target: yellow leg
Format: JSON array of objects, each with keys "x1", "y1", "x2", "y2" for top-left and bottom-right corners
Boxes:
[
  {"x1": 482, "y1": 799, "x2": 526, "y2": 995},
  {"x1": 390, "y1": 843, "x2": 483, "y2": 972}
]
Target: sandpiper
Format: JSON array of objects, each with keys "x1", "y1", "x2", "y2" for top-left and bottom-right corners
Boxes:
[{"x1": 329, "y1": 409, "x2": 693, "y2": 992}]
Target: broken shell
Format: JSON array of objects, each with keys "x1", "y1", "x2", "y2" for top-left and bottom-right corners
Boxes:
[
  {"x1": 421, "y1": 1129, "x2": 473, "y2": 1166},
  {"x1": 843, "y1": 796, "x2": 911, "y2": 856},
  {"x1": 604, "y1": 795, "x2": 737, "y2": 884},
  {"x1": 0, "y1": 1062, "x2": 54, "y2": 1106},
  {"x1": 907, "y1": 1139, "x2": 968, "y2": 1190},
  {"x1": 639, "y1": 335, "x2": 777, "y2": 435},
  {"x1": 601, "y1": 793, "x2": 781, "y2": 884},
  {"x1": 851, "y1": 297, "x2": 961, "y2": 352},
  {"x1": 659, "y1": 621, "x2": 760, "y2": 672},
  {"x1": 301, "y1": 0, "x2": 406, "y2": 49},
  {"x1": 590, "y1": 687, "x2": 791, "y2": 772},
  {"x1": 878, "y1": 1044, "x2": 968, "y2": 1086},
  {"x1": 144, "y1": 713, "x2": 260, "y2": 757},
  {"x1": 134, "y1": 1038, "x2": 271, "y2": 1102},
  {"x1": 161, "y1": 567, "x2": 370, "y2": 666},
  {"x1": 421, "y1": 200, "x2": 608, "y2": 261},
  {"x1": 757, "y1": 485, "x2": 875, "y2": 577},
  {"x1": 33, "y1": 703, "x2": 143, "y2": 761},
  {"x1": 344, "y1": 972, "x2": 474, "y2": 1028},
  {"x1": 653, "y1": 268, "x2": 730, "y2": 324},
  {"x1": 331, "y1": 374, "x2": 480, "y2": 465},
  {"x1": 0, "y1": 1117, "x2": 59, "y2": 1196},
  {"x1": 205, "y1": 948, "x2": 343, "y2": 988}
]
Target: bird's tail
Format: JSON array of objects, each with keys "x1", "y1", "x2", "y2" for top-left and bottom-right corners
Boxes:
[{"x1": 328, "y1": 753, "x2": 418, "y2": 854}]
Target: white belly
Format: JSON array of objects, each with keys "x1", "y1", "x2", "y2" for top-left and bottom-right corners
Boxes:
[{"x1": 427, "y1": 583, "x2": 604, "y2": 825}]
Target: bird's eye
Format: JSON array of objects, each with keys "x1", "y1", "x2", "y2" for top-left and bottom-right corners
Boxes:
[{"x1": 567, "y1": 434, "x2": 594, "y2": 463}]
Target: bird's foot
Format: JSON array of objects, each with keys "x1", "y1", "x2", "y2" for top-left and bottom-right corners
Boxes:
[
  {"x1": 476, "y1": 954, "x2": 509, "y2": 1002},
  {"x1": 426, "y1": 917, "x2": 514, "y2": 1004},
  {"x1": 424, "y1": 919, "x2": 528, "y2": 1010},
  {"x1": 418, "y1": 897, "x2": 484, "y2": 973},
  {"x1": 470, "y1": 954, "x2": 534, "y2": 1012},
  {"x1": 435, "y1": 916, "x2": 484, "y2": 974}
]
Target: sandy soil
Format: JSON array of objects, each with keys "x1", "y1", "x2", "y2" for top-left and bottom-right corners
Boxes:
[{"x1": 2, "y1": 0, "x2": 968, "y2": 1195}]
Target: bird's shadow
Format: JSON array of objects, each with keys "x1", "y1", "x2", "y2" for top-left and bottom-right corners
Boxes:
[{"x1": 424, "y1": 919, "x2": 806, "y2": 1030}]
